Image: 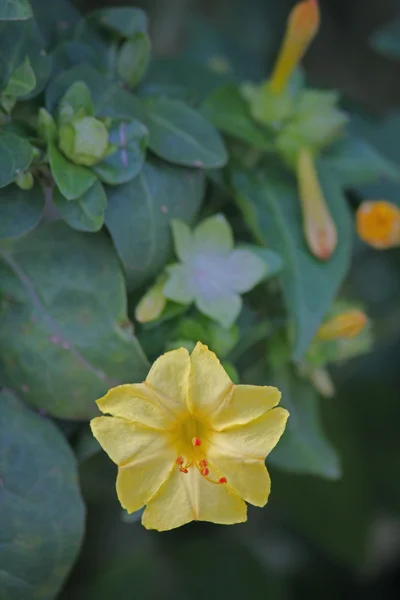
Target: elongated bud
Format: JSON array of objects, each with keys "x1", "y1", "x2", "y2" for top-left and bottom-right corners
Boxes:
[
  {"x1": 269, "y1": 0, "x2": 320, "y2": 95},
  {"x1": 135, "y1": 278, "x2": 167, "y2": 324},
  {"x1": 317, "y1": 310, "x2": 368, "y2": 341},
  {"x1": 356, "y1": 200, "x2": 400, "y2": 250},
  {"x1": 297, "y1": 147, "x2": 337, "y2": 260}
]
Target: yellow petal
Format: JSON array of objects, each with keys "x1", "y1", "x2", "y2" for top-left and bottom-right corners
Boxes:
[
  {"x1": 96, "y1": 383, "x2": 175, "y2": 429},
  {"x1": 356, "y1": 200, "x2": 400, "y2": 249},
  {"x1": 142, "y1": 467, "x2": 247, "y2": 531},
  {"x1": 188, "y1": 342, "x2": 233, "y2": 415},
  {"x1": 207, "y1": 447, "x2": 271, "y2": 507},
  {"x1": 211, "y1": 407, "x2": 289, "y2": 460},
  {"x1": 90, "y1": 416, "x2": 170, "y2": 466},
  {"x1": 211, "y1": 384, "x2": 281, "y2": 430},
  {"x1": 117, "y1": 450, "x2": 175, "y2": 514},
  {"x1": 145, "y1": 347, "x2": 191, "y2": 416}
]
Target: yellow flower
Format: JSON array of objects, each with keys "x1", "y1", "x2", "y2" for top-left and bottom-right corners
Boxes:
[
  {"x1": 356, "y1": 200, "x2": 400, "y2": 250},
  {"x1": 297, "y1": 147, "x2": 337, "y2": 260},
  {"x1": 269, "y1": 0, "x2": 320, "y2": 95},
  {"x1": 90, "y1": 342, "x2": 288, "y2": 531},
  {"x1": 316, "y1": 310, "x2": 368, "y2": 341}
]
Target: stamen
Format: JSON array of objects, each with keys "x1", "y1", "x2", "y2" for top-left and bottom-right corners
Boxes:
[
  {"x1": 219, "y1": 477, "x2": 227, "y2": 484},
  {"x1": 179, "y1": 467, "x2": 189, "y2": 474},
  {"x1": 199, "y1": 459, "x2": 207, "y2": 467},
  {"x1": 176, "y1": 456, "x2": 184, "y2": 465},
  {"x1": 200, "y1": 467, "x2": 209, "y2": 477},
  {"x1": 192, "y1": 437, "x2": 202, "y2": 447}
]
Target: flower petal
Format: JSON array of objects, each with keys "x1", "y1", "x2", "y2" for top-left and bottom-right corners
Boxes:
[
  {"x1": 142, "y1": 467, "x2": 247, "y2": 531},
  {"x1": 195, "y1": 286, "x2": 242, "y2": 329},
  {"x1": 188, "y1": 342, "x2": 233, "y2": 416},
  {"x1": 145, "y1": 347, "x2": 191, "y2": 415},
  {"x1": 211, "y1": 407, "x2": 289, "y2": 460},
  {"x1": 207, "y1": 447, "x2": 271, "y2": 507},
  {"x1": 97, "y1": 383, "x2": 176, "y2": 429},
  {"x1": 90, "y1": 416, "x2": 170, "y2": 466},
  {"x1": 193, "y1": 214, "x2": 234, "y2": 256},
  {"x1": 224, "y1": 249, "x2": 266, "y2": 293},
  {"x1": 163, "y1": 264, "x2": 195, "y2": 304},
  {"x1": 211, "y1": 384, "x2": 282, "y2": 430}
]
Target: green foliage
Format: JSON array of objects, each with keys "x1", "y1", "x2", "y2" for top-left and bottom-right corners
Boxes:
[{"x1": 0, "y1": 390, "x2": 85, "y2": 599}]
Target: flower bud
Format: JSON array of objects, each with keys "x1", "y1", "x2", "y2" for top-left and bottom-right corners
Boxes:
[
  {"x1": 316, "y1": 310, "x2": 368, "y2": 341},
  {"x1": 297, "y1": 147, "x2": 337, "y2": 260},
  {"x1": 15, "y1": 171, "x2": 34, "y2": 190},
  {"x1": 269, "y1": 0, "x2": 320, "y2": 95},
  {"x1": 58, "y1": 116, "x2": 109, "y2": 167},
  {"x1": 135, "y1": 279, "x2": 167, "y2": 324},
  {"x1": 356, "y1": 200, "x2": 400, "y2": 250}
]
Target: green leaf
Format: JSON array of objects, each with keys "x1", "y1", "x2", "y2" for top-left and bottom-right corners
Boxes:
[
  {"x1": 0, "y1": 19, "x2": 30, "y2": 91},
  {"x1": 0, "y1": 390, "x2": 85, "y2": 599},
  {"x1": 0, "y1": 222, "x2": 149, "y2": 419},
  {"x1": 164, "y1": 215, "x2": 266, "y2": 328},
  {"x1": 201, "y1": 85, "x2": 274, "y2": 150},
  {"x1": 232, "y1": 166, "x2": 352, "y2": 359},
  {"x1": 0, "y1": 184, "x2": 44, "y2": 239},
  {"x1": 53, "y1": 180, "x2": 107, "y2": 232},
  {"x1": 117, "y1": 33, "x2": 151, "y2": 88},
  {"x1": 0, "y1": 132, "x2": 33, "y2": 189},
  {"x1": 323, "y1": 135, "x2": 400, "y2": 185},
  {"x1": 30, "y1": 0, "x2": 80, "y2": 48},
  {"x1": 142, "y1": 97, "x2": 228, "y2": 168},
  {"x1": 269, "y1": 365, "x2": 341, "y2": 478},
  {"x1": 3, "y1": 56, "x2": 36, "y2": 98},
  {"x1": 0, "y1": 0, "x2": 32, "y2": 20},
  {"x1": 58, "y1": 80, "x2": 95, "y2": 123},
  {"x1": 93, "y1": 7, "x2": 148, "y2": 38},
  {"x1": 93, "y1": 119, "x2": 148, "y2": 185},
  {"x1": 48, "y1": 142, "x2": 97, "y2": 200},
  {"x1": 75, "y1": 426, "x2": 101, "y2": 463},
  {"x1": 372, "y1": 19, "x2": 400, "y2": 59},
  {"x1": 242, "y1": 245, "x2": 283, "y2": 280},
  {"x1": 105, "y1": 158, "x2": 205, "y2": 291}
]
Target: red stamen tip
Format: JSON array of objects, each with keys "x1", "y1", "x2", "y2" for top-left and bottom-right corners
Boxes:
[
  {"x1": 200, "y1": 467, "x2": 209, "y2": 477},
  {"x1": 219, "y1": 477, "x2": 227, "y2": 484},
  {"x1": 176, "y1": 456, "x2": 184, "y2": 465},
  {"x1": 192, "y1": 437, "x2": 202, "y2": 447},
  {"x1": 179, "y1": 468, "x2": 189, "y2": 474},
  {"x1": 199, "y1": 459, "x2": 207, "y2": 467}
]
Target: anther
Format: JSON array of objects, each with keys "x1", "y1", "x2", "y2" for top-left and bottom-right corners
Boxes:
[
  {"x1": 179, "y1": 468, "x2": 189, "y2": 474},
  {"x1": 219, "y1": 477, "x2": 227, "y2": 484},
  {"x1": 176, "y1": 456, "x2": 184, "y2": 465},
  {"x1": 200, "y1": 467, "x2": 209, "y2": 477},
  {"x1": 192, "y1": 437, "x2": 202, "y2": 447},
  {"x1": 199, "y1": 459, "x2": 207, "y2": 467}
]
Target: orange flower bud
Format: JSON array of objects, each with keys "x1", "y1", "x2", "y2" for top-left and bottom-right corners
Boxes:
[
  {"x1": 316, "y1": 310, "x2": 368, "y2": 341},
  {"x1": 297, "y1": 147, "x2": 337, "y2": 260},
  {"x1": 269, "y1": 0, "x2": 320, "y2": 95},
  {"x1": 356, "y1": 200, "x2": 400, "y2": 250}
]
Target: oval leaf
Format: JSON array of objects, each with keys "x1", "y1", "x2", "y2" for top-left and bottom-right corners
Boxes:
[
  {"x1": 0, "y1": 390, "x2": 85, "y2": 600},
  {"x1": 48, "y1": 142, "x2": 97, "y2": 200},
  {"x1": 53, "y1": 180, "x2": 107, "y2": 232},
  {"x1": 0, "y1": 0, "x2": 32, "y2": 21},
  {"x1": 0, "y1": 132, "x2": 33, "y2": 189},
  {"x1": 142, "y1": 97, "x2": 228, "y2": 168},
  {"x1": 0, "y1": 222, "x2": 149, "y2": 419},
  {"x1": 0, "y1": 184, "x2": 45, "y2": 239}
]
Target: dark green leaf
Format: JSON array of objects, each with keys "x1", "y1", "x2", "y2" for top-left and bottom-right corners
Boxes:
[
  {"x1": 142, "y1": 97, "x2": 228, "y2": 168},
  {"x1": 30, "y1": 0, "x2": 80, "y2": 48},
  {"x1": 58, "y1": 80, "x2": 94, "y2": 122},
  {"x1": 323, "y1": 135, "x2": 400, "y2": 186},
  {"x1": 371, "y1": 19, "x2": 400, "y2": 59},
  {"x1": 93, "y1": 6, "x2": 148, "y2": 38},
  {"x1": 0, "y1": 221, "x2": 149, "y2": 419},
  {"x1": 74, "y1": 426, "x2": 101, "y2": 462},
  {"x1": 93, "y1": 119, "x2": 148, "y2": 185},
  {"x1": 53, "y1": 180, "x2": 107, "y2": 232},
  {"x1": 201, "y1": 85, "x2": 274, "y2": 150},
  {"x1": 0, "y1": 0, "x2": 32, "y2": 21},
  {"x1": 48, "y1": 142, "x2": 97, "y2": 201},
  {"x1": 269, "y1": 365, "x2": 341, "y2": 478},
  {"x1": 0, "y1": 20, "x2": 31, "y2": 91},
  {"x1": 232, "y1": 165, "x2": 352, "y2": 359},
  {"x1": 117, "y1": 33, "x2": 151, "y2": 88},
  {"x1": 105, "y1": 158, "x2": 205, "y2": 291},
  {"x1": 0, "y1": 184, "x2": 44, "y2": 239},
  {"x1": 3, "y1": 56, "x2": 36, "y2": 98},
  {"x1": 0, "y1": 390, "x2": 85, "y2": 599},
  {"x1": 0, "y1": 132, "x2": 33, "y2": 189}
]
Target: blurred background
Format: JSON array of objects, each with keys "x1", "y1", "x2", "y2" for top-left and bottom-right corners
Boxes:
[{"x1": 61, "y1": 1, "x2": 400, "y2": 598}]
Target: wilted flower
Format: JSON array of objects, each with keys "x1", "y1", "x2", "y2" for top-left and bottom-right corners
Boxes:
[
  {"x1": 91, "y1": 342, "x2": 288, "y2": 531},
  {"x1": 269, "y1": 0, "x2": 320, "y2": 95},
  {"x1": 316, "y1": 310, "x2": 368, "y2": 341},
  {"x1": 356, "y1": 200, "x2": 400, "y2": 250},
  {"x1": 297, "y1": 147, "x2": 337, "y2": 260}
]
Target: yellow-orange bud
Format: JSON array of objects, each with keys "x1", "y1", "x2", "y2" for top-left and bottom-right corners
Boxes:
[
  {"x1": 135, "y1": 280, "x2": 167, "y2": 324},
  {"x1": 269, "y1": 0, "x2": 320, "y2": 95},
  {"x1": 356, "y1": 200, "x2": 400, "y2": 250},
  {"x1": 297, "y1": 147, "x2": 337, "y2": 260},
  {"x1": 316, "y1": 310, "x2": 368, "y2": 341}
]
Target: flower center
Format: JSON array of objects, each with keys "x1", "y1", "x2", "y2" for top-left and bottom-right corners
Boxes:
[{"x1": 174, "y1": 417, "x2": 227, "y2": 485}]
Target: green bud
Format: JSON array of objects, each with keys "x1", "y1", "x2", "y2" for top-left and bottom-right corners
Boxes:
[
  {"x1": 135, "y1": 278, "x2": 167, "y2": 323},
  {"x1": 15, "y1": 171, "x2": 34, "y2": 190},
  {"x1": 242, "y1": 82, "x2": 293, "y2": 127},
  {"x1": 38, "y1": 108, "x2": 57, "y2": 142},
  {"x1": 58, "y1": 116, "x2": 110, "y2": 167}
]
